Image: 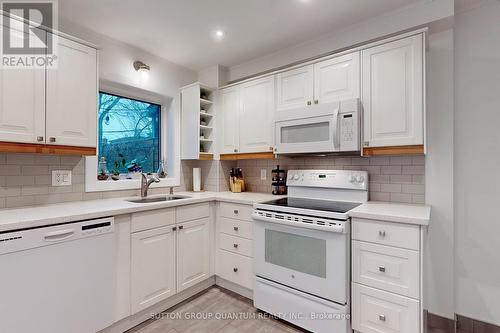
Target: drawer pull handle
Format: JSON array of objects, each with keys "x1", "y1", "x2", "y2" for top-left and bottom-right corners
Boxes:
[
  {"x1": 379, "y1": 230, "x2": 386, "y2": 237},
  {"x1": 178, "y1": 225, "x2": 184, "y2": 230},
  {"x1": 172, "y1": 226, "x2": 177, "y2": 231},
  {"x1": 233, "y1": 226, "x2": 239, "y2": 231},
  {"x1": 379, "y1": 314, "x2": 386, "y2": 322},
  {"x1": 233, "y1": 243, "x2": 238, "y2": 248},
  {"x1": 233, "y1": 210, "x2": 239, "y2": 214},
  {"x1": 233, "y1": 267, "x2": 238, "y2": 272},
  {"x1": 379, "y1": 266, "x2": 386, "y2": 272}
]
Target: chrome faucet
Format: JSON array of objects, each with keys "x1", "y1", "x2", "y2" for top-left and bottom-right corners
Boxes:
[{"x1": 140, "y1": 173, "x2": 160, "y2": 197}]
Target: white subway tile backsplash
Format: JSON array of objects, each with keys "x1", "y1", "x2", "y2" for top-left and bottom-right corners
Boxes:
[
  {"x1": 6, "y1": 154, "x2": 34, "y2": 165},
  {"x1": 380, "y1": 183, "x2": 402, "y2": 193},
  {"x1": 21, "y1": 186, "x2": 49, "y2": 196},
  {"x1": 402, "y1": 184, "x2": 425, "y2": 194},
  {"x1": 0, "y1": 186, "x2": 21, "y2": 197},
  {"x1": 0, "y1": 165, "x2": 21, "y2": 176},
  {"x1": 22, "y1": 165, "x2": 49, "y2": 176},
  {"x1": 6, "y1": 176, "x2": 35, "y2": 186},
  {"x1": 390, "y1": 192, "x2": 413, "y2": 203},
  {"x1": 381, "y1": 165, "x2": 402, "y2": 175},
  {"x1": 402, "y1": 165, "x2": 425, "y2": 175}
]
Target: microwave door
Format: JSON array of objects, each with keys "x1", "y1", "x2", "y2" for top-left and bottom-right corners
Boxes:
[{"x1": 275, "y1": 114, "x2": 337, "y2": 154}]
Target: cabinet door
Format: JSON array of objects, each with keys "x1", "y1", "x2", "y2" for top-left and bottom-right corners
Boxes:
[
  {"x1": 276, "y1": 65, "x2": 314, "y2": 111},
  {"x1": 177, "y1": 218, "x2": 210, "y2": 292},
  {"x1": 362, "y1": 35, "x2": 424, "y2": 148},
  {"x1": 46, "y1": 36, "x2": 97, "y2": 147},
  {"x1": 0, "y1": 26, "x2": 45, "y2": 144},
  {"x1": 239, "y1": 77, "x2": 275, "y2": 153},
  {"x1": 220, "y1": 86, "x2": 240, "y2": 154},
  {"x1": 314, "y1": 52, "x2": 360, "y2": 104},
  {"x1": 131, "y1": 226, "x2": 176, "y2": 314}
]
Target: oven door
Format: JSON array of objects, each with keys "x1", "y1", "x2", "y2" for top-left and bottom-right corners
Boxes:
[
  {"x1": 253, "y1": 219, "x2": 348, "y2": 304},
  {"x1": 274, "y1": 112, "x2": 340, "y2": 154}
]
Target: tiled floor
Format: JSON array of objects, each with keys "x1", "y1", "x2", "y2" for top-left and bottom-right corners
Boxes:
[{"x1": 127, "y1": 287, "x2": 308, "y2": 333}]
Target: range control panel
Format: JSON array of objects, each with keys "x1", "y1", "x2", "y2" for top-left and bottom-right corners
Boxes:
[{"x1": 286, "y1": 170, "x2": 368, "y2": 190}]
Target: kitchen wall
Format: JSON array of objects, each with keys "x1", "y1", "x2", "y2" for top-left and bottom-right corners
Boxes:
[
  {"x1": 228, "y1": 0, "x2": 453, "y2": 81},
  {"x1": 454, "y1": 0, "x2": 500, "y2": 325}
]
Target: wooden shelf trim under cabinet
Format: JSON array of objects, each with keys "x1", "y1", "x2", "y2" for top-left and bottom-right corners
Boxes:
[
  {"x1": 363, "y1": 145, "x2": 424, "y2": 156},
  {"x1": 0, "y1": 141, "x2": 96, "y2": 156},
  {"x1": 199, "y1": 153, "x2": 214, "y2": 160},
  {"x1": 220, "y1": 152, "x2": 275, "y2": 161}
]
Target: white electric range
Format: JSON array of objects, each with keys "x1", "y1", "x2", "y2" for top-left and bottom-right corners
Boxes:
[{"x1": 252, "y1": 169, "x2": 368, "y2": 333}]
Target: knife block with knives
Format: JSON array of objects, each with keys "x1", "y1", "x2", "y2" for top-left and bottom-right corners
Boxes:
[{"x1": 229, "y1": 168, "x2": 246, "y2": 193}]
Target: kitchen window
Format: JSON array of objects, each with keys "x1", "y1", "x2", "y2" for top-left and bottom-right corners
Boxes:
[{"x1": 98, "y1": 92, "x2": 161, "y2": 174}]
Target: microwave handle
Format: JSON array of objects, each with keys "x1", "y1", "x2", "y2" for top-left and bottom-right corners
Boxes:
[{"x1": 332, "y1": 107, "x2": 340, "y2": 149}]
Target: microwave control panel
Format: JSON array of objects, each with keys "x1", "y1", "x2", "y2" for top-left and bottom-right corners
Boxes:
[{"x1": 339, "y1": 111, "x2": 359, "y2": 151}]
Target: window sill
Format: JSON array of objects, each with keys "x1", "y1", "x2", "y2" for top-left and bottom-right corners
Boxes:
[{"x1": 85, "y1": 156, "x2": 180, "y2": 192}]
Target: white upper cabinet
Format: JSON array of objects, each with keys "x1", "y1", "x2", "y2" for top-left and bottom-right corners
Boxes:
[
  {"x1": 220, "y1": 86, "x2": 240, "y2": 154},
  {"x1": 362, "y1": 34, "x2": 424, "y2": 148},
  {"x1": 239, "y1": 76, "x2": 275, "y2": 153},
  {"x1": 176, "y1": 218, "x2": 211, "y2": 292},
  {"x1": 314, "y1": 52, "x2": 360, "y2": 104},
  {"x1": 0, "y1": 27, "x2": 45, "y2": 144},
  {"x1": 276, "y1": 65, "x2": 314, "y2": 111},
  {"x1": 46, "y1": 36, "x2": 97, "y2": 147}
]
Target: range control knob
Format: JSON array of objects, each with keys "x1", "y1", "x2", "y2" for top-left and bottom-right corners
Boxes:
[
  {"x1": 293, "y1": 174, "x2": 300, "y2": 180},
  {"x1": 349, "y1": 175, "x2": 357, "y2": 183},
  {"x1": 356, "y1": 175, "x2": 365, "y2": 183}
]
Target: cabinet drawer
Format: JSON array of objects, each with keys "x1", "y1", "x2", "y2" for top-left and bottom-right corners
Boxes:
[
  {"x1": 219, "y1": 233, "x2": 253, "y2": 257},
  {"x1": 216, "y1": 249, "x2": 253, "y2": 290},
  {"x1": 352, "y1": 283, "x2": 420, "y2": 333},
  {"x1": 352, "y1": 241, "x2": 419, "y2": 298},
  {"x1": 219, "y1": 217, "x2": 253, "y2": 239},
  {"x1": 176, "y1": 203, "x2": 210, "y2": 223},
  {"x1": 131, "y1": 208, "x2": 175, "y2": 233},
  {"x1": 219, "y1": 202, "x2": 253, "y2": 221},
  {"x1": 352, "y1": 219, "x2": 420, "y2": 250}
]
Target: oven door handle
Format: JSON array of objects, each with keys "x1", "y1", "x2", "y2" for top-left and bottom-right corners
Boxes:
[{"x1": 252, "y1": 212, "x2": 346, "y2": 234}]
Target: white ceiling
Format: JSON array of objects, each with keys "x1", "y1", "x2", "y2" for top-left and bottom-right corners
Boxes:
[{"x1": 59, "y1": 0, "x2": 421, "y2": 71}]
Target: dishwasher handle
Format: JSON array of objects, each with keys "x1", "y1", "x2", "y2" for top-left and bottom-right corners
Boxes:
[{"x1": 43, "y1": 229, "x2": 76, "y2": 242}]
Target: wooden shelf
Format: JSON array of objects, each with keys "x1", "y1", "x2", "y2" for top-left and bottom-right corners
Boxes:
[
  {"x1": 200, "y1": 112, "x2": 214, "y2": 118},
  {"x1": 0, "y1": 141, "x2": 96, "y2": 156},
  {"x1": 199, "y1": 153, "x2": 213, "y2": 160},
  {"x1": 363, "y1": 145, "x2": 425, "y2": 156},
  {"x1": 220, "y1": 152, "x2": 275, "y2": 160},
  {"x1": 199, "y1": 138, "x2": 213, "y2": 142},
  {"x1": 199, "y1": 125, "x2": 213, "y2": 130},
  {"x1": 200, "y1": 98, "x2": 213, "y2": 107}
]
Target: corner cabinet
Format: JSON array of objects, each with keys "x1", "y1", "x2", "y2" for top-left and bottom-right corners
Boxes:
[
  {"x1": 219, "y1": 76, "x2": 275, "y2": 157},
  {"x1": 0, "y1": 30, "x2": 98, "y2": 155},
  {"x1": 362, "y1": 34, "x2": 424, "y2": 153}
]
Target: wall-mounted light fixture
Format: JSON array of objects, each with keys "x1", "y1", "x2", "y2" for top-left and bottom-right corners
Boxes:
[{"x1": 133, "y1": 60, "x2": 150, "y2": 72}]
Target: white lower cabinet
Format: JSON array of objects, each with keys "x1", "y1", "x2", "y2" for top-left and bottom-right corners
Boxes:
[
  {"x1": 131, "y1": 225, "x2": 176, "y2": 314},
  {"x1": 130, "y1": 203, "x2": 213, "y2": 315},
  {"x1": 216, "y1": 202, "x2": 254, "y2": 291},
  {"x1": 177, "y1": 218, "x2": 211, "y2": 292},
  {"x1": 352, "y1": 218, "x2": 423, "y2": 333}
]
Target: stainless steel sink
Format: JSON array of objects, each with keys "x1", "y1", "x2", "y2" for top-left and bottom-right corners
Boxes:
[{"x1": 127, "y1": 195, "x2": 190, "y2": 204}]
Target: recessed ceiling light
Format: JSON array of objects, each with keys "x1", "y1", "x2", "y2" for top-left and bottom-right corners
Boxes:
[{"x1": 212, "y1": 29, "x2": 225, "y2": 42}]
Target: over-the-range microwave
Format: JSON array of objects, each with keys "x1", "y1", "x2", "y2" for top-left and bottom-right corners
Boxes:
[{"x1": 274, "y1": 98, "x2": 361, "y2": 155}]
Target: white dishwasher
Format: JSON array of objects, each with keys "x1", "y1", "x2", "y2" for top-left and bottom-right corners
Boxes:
[{"x1": 0, "y1": 217, "x2": 116, "y2": 333}]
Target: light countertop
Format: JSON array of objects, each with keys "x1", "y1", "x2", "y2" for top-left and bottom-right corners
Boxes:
[
  {"x1": 0, "y1": 191, "x2": 282, "y2": 233},
  {"x1": 349, "y1": 201, "x2": 431, "y2": 226},
  {"x1": 0, "y1": 192, "x2": 429, "y2": 233}
]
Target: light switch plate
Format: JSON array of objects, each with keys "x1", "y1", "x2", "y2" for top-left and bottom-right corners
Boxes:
[
  {"x1": 52, "y1": 170, "x2": 72, "y2": 186},
  {"x1": 260, "y1": 169, "x2": 267, "y2": 180}
]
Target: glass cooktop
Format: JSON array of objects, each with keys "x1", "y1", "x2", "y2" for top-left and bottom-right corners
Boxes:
[{"x1": 260, "y1": 197, "x2": 362, "y2": 214}]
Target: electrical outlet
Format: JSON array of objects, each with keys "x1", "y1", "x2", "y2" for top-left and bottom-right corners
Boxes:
[
  {"x1": 52, "y1": 170, "x2": 72, "y2": 186},
  {"x1": 260, "y1": 169, "x2": 267, "y2": 180}
]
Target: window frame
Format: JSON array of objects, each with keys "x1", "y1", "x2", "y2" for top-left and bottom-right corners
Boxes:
[{"x1": 85, "y1": 81, "x2": 181, "y2": 192}]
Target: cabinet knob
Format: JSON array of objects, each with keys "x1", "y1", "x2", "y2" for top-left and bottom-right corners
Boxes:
[
  {"x1": 49, "y1": 137, "x2": 56, "y2": 143},
  {"x1": 233, "y1": 243, "x2": 239, "y2": 248},
  {"x1": 233, "y1": 267, "x2": 238, "y2": 272},
  {"x1": 172, "y1": 226, "x2": 177, "y2": 231},
  {"x1": 378, "y1": 230, "x2": 386, "y2": 237},
  {"x1": 314, "y1": 100, "x2": 319, "y2": 104},
  {"x1": 379, "y1": 266, "x2": 386, "y2": 272},
  {"x1": 378, "y1": 314, "x2": 386, "y2": 322},
  {"x1": 233, "y1": 210, "x2": 239, "y2": 214},
  {"x1": 307, "y1": 101, "x2": 312, "y2": 106},
  {"x1": 364, "y1": 141, "x2": 370, "y2": 147},
  {"x1": 178, "y1": 225, "x2": 184, "y2": 230},
  {"x1": 269, "y1": 147, "x2": 273, "y2": 151},
  {"x1": 234, "y1": 149, "x2": 238, "y2": 153},
  {"x1": 36, "y1": 136, "x2": 44, "y2": 142},
  {"x1": 233, "y1": 226, "x2": 239, "y2": 231}
]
